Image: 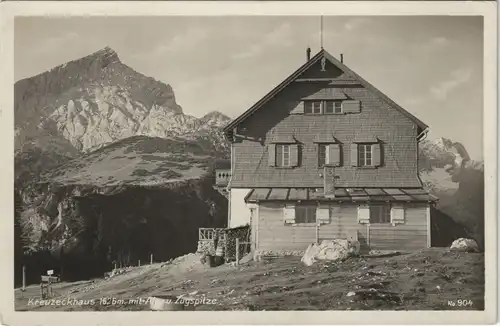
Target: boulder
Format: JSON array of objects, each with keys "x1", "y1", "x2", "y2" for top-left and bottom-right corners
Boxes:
[
  {"x1": 301, "y1": 239, "x2": 360, "y2": 266},
  {"x1": 450, "y1": 238, "x2": 480, "y2": 252}
]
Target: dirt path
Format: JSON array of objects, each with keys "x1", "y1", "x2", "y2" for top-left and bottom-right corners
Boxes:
[{"x1": 15, "y1": 249, "x2": 484, "y2": 311}]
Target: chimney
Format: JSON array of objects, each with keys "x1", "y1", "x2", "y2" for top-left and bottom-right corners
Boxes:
[
  {"x1": 306, "y1": 47, "x2": 311, "y2": 61},
  {"x1": 340, "y1": 53, "x2": 344, "y2": 63}
]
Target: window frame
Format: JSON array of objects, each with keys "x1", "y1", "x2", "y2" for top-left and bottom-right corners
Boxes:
[
  {"x1": 295, "y1": 203, "x2": 317, "y2": 224},
  {"x1": 276, "y1": 144, "x2": 291, "y2": 167},
  {"x1": 324, "y1": 100, "x2": 343, "y2": 114},
  {"x1": 318, "y1": 143, "x2": 328, "y2": 167},
  {"x1": 304, "y1": 100, "x2": 323, "y2": 115},
  {"x1": 369, "y1": 203, "x2": 391, "y2": 224},
  {"x1": 358, "y1": 143, "x2": 373, "y2": 167}
]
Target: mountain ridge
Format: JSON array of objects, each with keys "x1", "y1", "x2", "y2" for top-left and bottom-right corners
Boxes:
[{"x1": 15, "y1": 46, "x2": 231, "y2": 155}]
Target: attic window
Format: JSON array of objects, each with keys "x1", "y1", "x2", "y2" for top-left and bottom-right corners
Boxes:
[
  {"x1": 304, "y1": 100, "x2": 344, "y2": 115},
  {"x1": 324, "y1": 100, "x2": 342, "y2": 114},
  {"x1": 304, "y1": 101, "x2": 322, "y2": 114}
]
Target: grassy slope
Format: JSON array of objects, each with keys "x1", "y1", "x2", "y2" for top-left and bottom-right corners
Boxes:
[
  {"x1": 39, "y1": 135, "x2": 218, "y2": 187},
  {"x1": 15, "y1": 249, "x2": 484, "y2": 311}
]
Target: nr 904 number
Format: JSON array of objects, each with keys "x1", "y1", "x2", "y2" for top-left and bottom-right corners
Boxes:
[{"x1": 448, "y1": 299, "x2": 474, "y2": 307}]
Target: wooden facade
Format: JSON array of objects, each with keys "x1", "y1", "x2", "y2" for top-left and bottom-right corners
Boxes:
[
  {"x1": 222, "y1": 49, "x2": 435, "y2": 253},
  {"x1": 252, "y1": 202, "x2": 430, "y2": 254},
  {"x1": 228, "y1": 60, "x2": 424, "y2": 188}
]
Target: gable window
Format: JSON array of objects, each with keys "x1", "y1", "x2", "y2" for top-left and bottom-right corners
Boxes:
[
  {"x1": 295, "y1": 203, "x2": 317, "y2": 223},
  {"x1": 304, "y1": 101, "x2": 322, "y2": 114},
  {"x1": 276, "y1": 144, "x2": 290, "y2": 167},
  {"x1": 370, "y1": 203, "x2": 391, "y2": 224},
  {"x1": 324, "y1": 100, "x2": 342, "y2": 114},
  {"x1": 358, "y1": 144, "x2": 373, "y2": 167}
]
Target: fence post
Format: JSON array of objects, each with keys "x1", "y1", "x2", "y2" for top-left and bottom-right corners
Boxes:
[
  {"x1": 150, "y1": 254, "x2": 153, "y2": 265},
  {"x1": 48, "y1": 279, "x2": 52, "y2": 298},
  {"x1": 22, "y1": 265, "x2": 26, "y2": 292},
  {"x1": 138, "y1": 260, "x2": 141, "y2": 267},
  {"x1": 366, "y1": 224, "x2": 370, "y2": 246},
  {"x1": 235, "y1": 238, "x2": 240, "y2": 266}
]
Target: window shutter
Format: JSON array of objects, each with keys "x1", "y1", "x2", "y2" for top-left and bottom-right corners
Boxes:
[
  {"x1": 390, "y1": 204, "x2": 405, "y2": 225},
  {"x1": 283, "y1": 204, "x2": 296, "y2": 224},
  {"x1": 268, "y1": 144, "x2": 276, "y2": 166},
  {"x1": 328, "y1": 144, "x2": 341, "y2": 166},
  {"x1": 290, "y1": 144, "x2": 299, "y2": 167},
  {"x1": 372, "y1": 143, "x2": 381, "y2": 166},
  {"x1": 290, "y1": 101, "x2": 304, "y2": 114},
  {"x1": 350, "y1": 143, "x2": 358, "y2": 167},
  {"x1": 317, "y1": 204, "x2": 330, "y2": 224},
  {"x1": 357, "y1": 204, "x2": 370, "y2": 224},
  {"x1": 342, "y1": 100, "x2": 361, "y2": 113}
]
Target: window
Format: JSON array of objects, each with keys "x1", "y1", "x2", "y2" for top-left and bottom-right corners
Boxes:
[
  {"x1": 318, "y1": 144, "x2": 327, "y2": 167},
  {"x1": 318, "y1": 143, "x2": 341, "y2": 167},
  {"x1": 276, "y1": 144, "x2": 290, "y2": 167},
  {"x1": 358, "y1": 144, "x2": 373, "y2": 166},
  {"x1": 324, "y1": 100, "x2": 342, "y2": 114},
  {"x1": 370, "y1": 203, "x2": 391, "y2": 224},
  {"x1": 304, "y1": 101, "x2": 322, "y2": 114},
  {"x1": 295, "y1": 204, "x2": 317, "y2": 223}
]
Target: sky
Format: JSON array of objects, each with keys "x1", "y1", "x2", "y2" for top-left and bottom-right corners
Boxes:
[{"x1": 14, "y1": 16, "x2": 483, "y2": 159}]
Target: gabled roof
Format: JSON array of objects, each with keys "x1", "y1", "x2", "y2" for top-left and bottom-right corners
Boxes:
[{"x1": 224, "y1": 49, "x2": 428, "y2": 133}]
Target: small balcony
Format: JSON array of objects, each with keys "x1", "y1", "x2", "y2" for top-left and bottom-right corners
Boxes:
[{"x1": 215, "y1": 169, "x2": 231, "y2": 187}]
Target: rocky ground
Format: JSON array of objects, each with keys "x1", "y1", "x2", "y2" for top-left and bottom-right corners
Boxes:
[{"x1": 15, "y1": 248, "x2": 484, "y2": 311}]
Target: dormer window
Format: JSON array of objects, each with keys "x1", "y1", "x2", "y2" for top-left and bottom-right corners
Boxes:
[{"x1": 304, "y1": 101, "x2": 322, "y2": 114}]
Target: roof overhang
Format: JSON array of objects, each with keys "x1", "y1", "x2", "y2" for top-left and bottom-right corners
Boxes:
[{"x1": 244, "y1": 187, "x2": 438, "y2": 203}]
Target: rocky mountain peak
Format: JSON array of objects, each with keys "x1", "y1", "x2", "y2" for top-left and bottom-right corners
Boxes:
[
  {"x1": 200, "y1": 111, "x2": 232, "y2": 128},
  {"x1": 81, "y1": 46, "x2": 121, "y2": 68},
  {"x1": 92, "y1": 46, "x2": 119, "y2": 59},
  {"x1": 14, "y1": 48, "x2": 231, "y2": 155}
]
